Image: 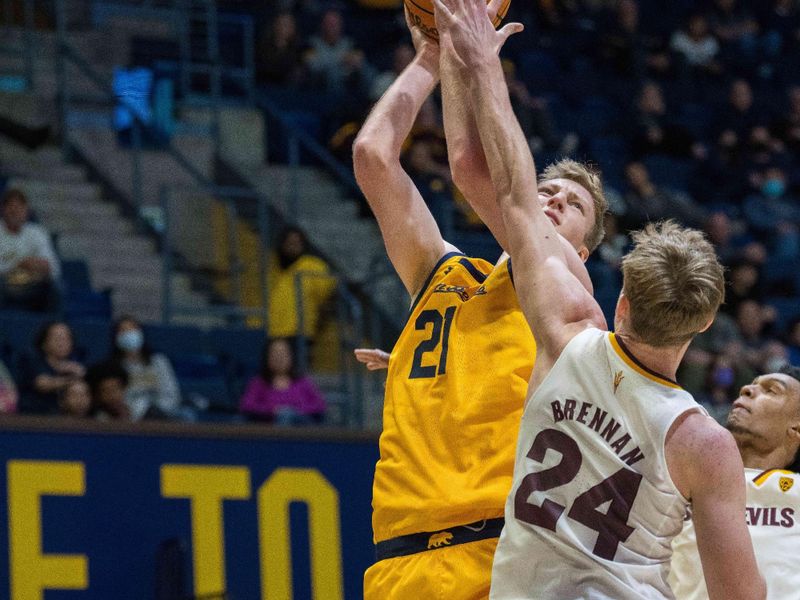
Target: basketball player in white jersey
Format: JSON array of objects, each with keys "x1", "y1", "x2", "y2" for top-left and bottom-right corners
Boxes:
[
  {"x1": 432, "y1": 0, "x2": 766, "y2": 598},
  {"x1": 670, "y1": 365, "x2": 800, "y2": 599}
]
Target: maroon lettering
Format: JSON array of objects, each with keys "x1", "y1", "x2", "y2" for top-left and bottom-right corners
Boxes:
[
  {"x1": 768, "y1": 507, "x2": 780, "y2": 527},
  {"x1": 781, "y1": 508, "x2": 795, "y2": 528},
  {"x1": 610, "y1": 433, "x2": 631, "y2": 454},
  {"x1": 552, "y1": 401, "x2": 565, "y2": 423},
  {"x1": 619, "y1": 446, "x2": 646, "y2": 467},
  {"x1": 576, "y1": 402, "x2": 591, "y2": 425},
  {"x1": 588, "y1": 408, "x2": 608, "y2": 433},
  {"x1": 600, "y1": 418, "x2": 621, "y2": 442},
  {"x1": 564, "y1": 399, "x2": 577, "y2": 421},
  {"x1": 747, "y1": 507, "x2": 762, "y2": 526}
]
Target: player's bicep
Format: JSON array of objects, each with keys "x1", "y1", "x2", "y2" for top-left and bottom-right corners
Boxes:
[
  {"x1": 688, "y1": 430, "x2": 765, "y2": 600},
  {"x1": 359, "y1": 160, "x2": 448, "y2": 296}
]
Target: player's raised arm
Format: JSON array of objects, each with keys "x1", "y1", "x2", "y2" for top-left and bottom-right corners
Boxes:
[
  {"x1": 353, "y1": 19, "x2": 452, "y2": 298},
  {"x1": 439, "y1": 22, "x2": 509, "y2": 250},
  {"x1": 668, "y1": 413, "x2": 766, "y2": 600},
  {"x1": 433, "y1": 0, "x2": 604, "y2": 372}
]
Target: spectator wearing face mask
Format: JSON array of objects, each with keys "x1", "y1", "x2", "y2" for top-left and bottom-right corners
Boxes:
[
  {"x1": 742, "y1": 166, "x2": 800, "y2": 260},
  {"x1": 107, "y1": 316, "x2": 181, "y2": 421}
]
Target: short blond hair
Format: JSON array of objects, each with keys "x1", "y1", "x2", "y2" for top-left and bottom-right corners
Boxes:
[
  {"x1": 621, "y1": 220, "x2": 725, "y2": 347},
  {"x1": 539, "y1": 159, "x2": 607, "y2": 253}
]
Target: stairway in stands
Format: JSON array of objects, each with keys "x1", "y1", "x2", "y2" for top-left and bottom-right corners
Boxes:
[{"x1": 1, "y1": 137, "x2": 209, "y2": 322}]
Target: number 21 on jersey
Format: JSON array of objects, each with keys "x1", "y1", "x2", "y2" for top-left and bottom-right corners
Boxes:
[{"x1": 409, "y1": 306, "x2": 456, "y2": 379}]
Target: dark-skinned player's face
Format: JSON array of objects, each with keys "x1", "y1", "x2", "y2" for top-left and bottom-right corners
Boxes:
[{"x1": 727, "y1": 373, "x2": 800, "y2": 450}]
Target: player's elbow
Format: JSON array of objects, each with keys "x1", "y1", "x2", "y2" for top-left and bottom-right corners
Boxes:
[
  {"x1": 353, "y1": 133, "x2": 392, "y2": 185},
  {"x1": 450, "y1": 145, "x2": 489, "y2": 193}
]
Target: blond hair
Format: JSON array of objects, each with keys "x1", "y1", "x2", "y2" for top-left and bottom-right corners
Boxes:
[
  {"x1": 621, "y1": 220, "x2": 725, "y2": 347},
  {"x1": 539, "y1": 159, "x2": 607, "y2": 253}
]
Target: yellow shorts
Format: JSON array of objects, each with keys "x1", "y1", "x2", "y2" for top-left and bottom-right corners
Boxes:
[{"x1": 363, "y1": 537, "x2": 498, "y2": 600}]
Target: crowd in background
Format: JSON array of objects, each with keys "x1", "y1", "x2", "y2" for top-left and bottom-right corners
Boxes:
[
  {"x1": 251, "y1": 0, "x2": 800, "y2": 418},
  {"x1": 2, "y1": 0, "x2": 800, "y2": 424}
]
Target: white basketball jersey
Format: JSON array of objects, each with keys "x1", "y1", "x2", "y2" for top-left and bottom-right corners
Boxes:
[
  {"x1": 491, "y1": 328, "x2": 703, "y2": 600},
  {"x1": 669, "y1": 468, "x2": 800, "y2": 600}
]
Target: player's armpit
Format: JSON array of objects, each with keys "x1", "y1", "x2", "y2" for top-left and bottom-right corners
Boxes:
[{"x1": 667, "y1": 415, "x2": 766, "y2": 600}]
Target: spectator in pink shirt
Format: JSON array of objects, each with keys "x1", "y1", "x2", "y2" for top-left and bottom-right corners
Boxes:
[{"x1": 239, "y1": 338, "x2": 326, "y2": 425}]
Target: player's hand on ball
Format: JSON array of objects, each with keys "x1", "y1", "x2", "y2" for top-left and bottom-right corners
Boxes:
[
  {"x1": 354, "y1": 348, "x2": 391, "y2": 371},
  {"x1": 433, "y1": 0, "x2": 522, "y2": 68},
  {"x1": 405, "y1": 7, "x2": 439, "y2": 58}
]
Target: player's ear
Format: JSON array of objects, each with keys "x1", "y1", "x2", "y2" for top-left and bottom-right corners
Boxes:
[
  {"x1": 697, "y1": 317, "x2": 715, "y2": 334},
  {"x1": 578, "y1": 246, "x2": 589, "y2": 262},
  {"x1": 614, "y1": 292, "x2": 629, "y2": 323}
]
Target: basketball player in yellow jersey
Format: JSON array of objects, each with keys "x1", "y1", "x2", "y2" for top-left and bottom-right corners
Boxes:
[{"x1": 353, "y1": 11, "x2": 608, "y2": 600}]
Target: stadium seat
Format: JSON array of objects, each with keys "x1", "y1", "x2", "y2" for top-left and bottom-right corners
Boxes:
[
  {"x1": 517, "y1": 50, "x2": 560, "y2": 94},
  {"x1": 62, "y1": 289, "x2": 113, "y2": 321},
  {"x1": 642, "y1": 155, "x2": 694, "y2": 190},
  {"x1": 0, "y1": 310, "x2": 49, "y2": 354},
  {"x1": 142, "y1": 324, "x2": 210, "y2": 359},
  {"x1": 69, "y1": 317, "x2": 112, "y2": 365},
  {"x1": 208, "y1": 326, "x2": 266, "y2": 377},
  {"x1": 171, "y1": 353, "x2": 225, "y2": 380},
  {"x1": 765, "y1": 298, "x2": 800, "y2": 332},
  {"x1": 180, "y1": 376, "x2": 233, "y2": 411},
  {"x1": 61, "y1": 260, "x2": 92, "y2": 292}
]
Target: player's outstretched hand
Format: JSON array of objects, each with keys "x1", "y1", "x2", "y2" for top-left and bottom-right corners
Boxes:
[
  {"x1": 354, "y1": 348, "x2": 391, "y2": 371},
  {"x1": 432, "y1": 0, "x2": 522, "y2": 68}
]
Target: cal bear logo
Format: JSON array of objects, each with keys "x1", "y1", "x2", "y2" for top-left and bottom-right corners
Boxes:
[
  {"x1": 780, "y1": 477, "x2": 794, "y2": 492},
  {"x1": 427, "y1": 531, "x2": 453, "y2": 549}
]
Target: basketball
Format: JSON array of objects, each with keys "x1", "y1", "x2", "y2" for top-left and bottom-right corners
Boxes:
[{"x1": 405, "y1": 0, "x2": 512, "y2": 40}]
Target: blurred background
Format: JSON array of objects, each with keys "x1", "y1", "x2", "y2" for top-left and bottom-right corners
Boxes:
[{"x1": 0, "y1": 0, "x2": 798, "y2": 598}]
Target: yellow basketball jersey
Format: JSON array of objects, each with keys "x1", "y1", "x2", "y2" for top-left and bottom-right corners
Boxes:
[{"x1": 372, "y1": 252, "x2": 536, "y2": 542}]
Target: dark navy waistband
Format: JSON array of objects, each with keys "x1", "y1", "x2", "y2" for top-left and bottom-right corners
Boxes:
[{"x1": 374, "y1": 517, "x2": 505, "y2": 562}]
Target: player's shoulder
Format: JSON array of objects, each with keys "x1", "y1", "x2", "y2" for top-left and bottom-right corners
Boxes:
[{"x1": 668, "y1": 411, "x2": 743, "y2": 490}]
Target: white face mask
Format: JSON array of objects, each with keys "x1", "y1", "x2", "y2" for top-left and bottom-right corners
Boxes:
[{"x1": 116, "y1": 329, "x2": 144, "y2": 352}]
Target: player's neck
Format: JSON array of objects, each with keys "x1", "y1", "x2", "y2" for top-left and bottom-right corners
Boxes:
[
  {"x1": 614, "y1": 333, "x2": 687, "y2": 382},
  {"x1": 738, "y1": 442, "x2": 794, "y2": 472}
]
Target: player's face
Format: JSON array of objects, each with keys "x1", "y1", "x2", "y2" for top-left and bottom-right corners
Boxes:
[
  {"x1": 727, "y1": 373, "x2": 800, "y2": 448},
  {"x1": 537, "y1": 178, "x2": 594, "y2": 260}
]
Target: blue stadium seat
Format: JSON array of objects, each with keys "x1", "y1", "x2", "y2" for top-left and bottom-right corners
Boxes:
[
  {"x1": 180, "y1": 376, "x2": 233, "y2": 411},
  {"x1": 63, "y1": 289, "x2": 112, "y2": 321},
  {"x1": 69, "y1": 317, "x2": 112, "y2": 365},
  {"x1": 142, "y1": 324, "x2": 210, "y2": 359},
  {"x1": 642, "y1": 156, "x2": 694, "y2": 190},
  {"x1": 208, "y1": 326, "x2": 266, "y2": 376},
  {"x1": 171, "y1": 353, "x2": 225, "y2": 380},
  {"x1": 0, "y1": 310, "x2": 50, "y2": 354},
  {"x1": 61, "y1": 260, "x2": 92, "y2": 292}
]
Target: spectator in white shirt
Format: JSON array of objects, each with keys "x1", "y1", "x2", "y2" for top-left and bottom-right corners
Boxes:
[
  {"x1": 0, "y1": 188, "x2": 60, "y2": 312},
  {"x1": 671, "y1": 14, "x2": 722, "y2": 75}
]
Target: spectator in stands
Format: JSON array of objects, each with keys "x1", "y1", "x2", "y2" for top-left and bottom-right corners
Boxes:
[
  {"x1": 742, "y1": 165, "x2": 800, "y2": 260},
  {"x1": 305, "y1": 9, "x2": 375, "y2": 105},
  {"x1": 627, "y1": 82, "x2": 703, "y2": 159},
  {"x1": 714, "y1": 79, "x2": 762, "y2": 156},
  {"x1": 502, "y1": 59, "x2": 579, "y2": 156},
  {"x1": 57, "y1": 379, "x2": 92, "y2": 418},
  {"x1": 86, "y1": 361, "x2": 131, "y2": 421},
  {"x1": 787, "y1": 318, "x2": 800, "y2": 365},
  {"x1": 370, "y1": 43, "x2": 414, "y2": 101},
  {"x1": 0, "y1": 359, "x2": 17, "y2": 414},
  {"x1": 758, "y1": 0, "x2": 800, "y2": 62},
  {"x1": 239, "y1": 338, "x2": 326, "y2": 424},
  {"x1": 704, "y1": 211, "x2": 767, "y2": 267},
  {"x1": 108, "y1": 316, "x2": 181, "y2": 421},
  {"x1": 598, "y1": 0, "x2": 670, "y2": 80},
  {"x1": 772, "y1": 84, "x2": 800, "y2": 154},
  {"x1": 21, "y1": 321, "x2": 85, "y2": 414},
  {"x1": 723, "y1": 260, "x2": 764, "y2": 319},
  {"x1": 256, "y1": 12, "x2": 305, "y2": 86},
  {"x1": 621, "y1": 161, "x2": 706, "y2": 229},
  {"x1": 268, "y1": 226, "x2": 335, "y2": 343},
  {"x1": 0, "y1": 188, "x2": 61, "y2": 312},
  {"x1": 708, "y1": 0, "x2": 760, "y2": 64},
  {"x1": 670, "y1": 14, "x2": 722, "y2": 77}
]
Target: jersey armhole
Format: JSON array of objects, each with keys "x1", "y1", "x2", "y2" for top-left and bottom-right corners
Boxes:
[{"x1": 408, "y1": 251, "x2": 464, "y2": 316}]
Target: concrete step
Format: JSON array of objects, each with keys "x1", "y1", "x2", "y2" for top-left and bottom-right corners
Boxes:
[
  {"x1": 58, "y1": 233, "x2": 155, "y2": 258},
  {"x1": 42, "y1": 213, "x2": 133, "y2": 236},
  {"x1": 9, "y1": 177, "x2": 102, "y2": 203}
]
